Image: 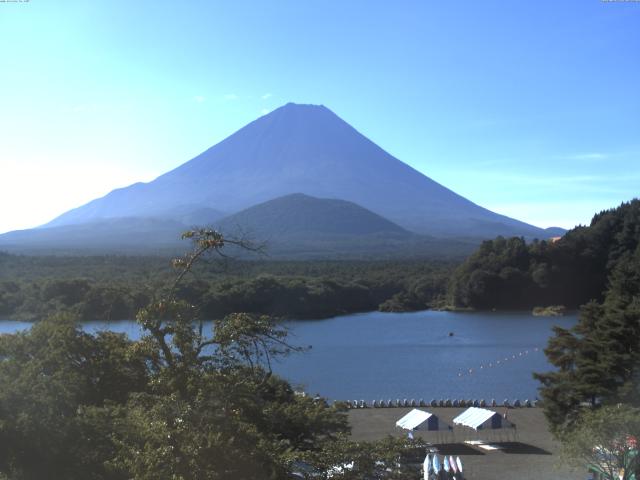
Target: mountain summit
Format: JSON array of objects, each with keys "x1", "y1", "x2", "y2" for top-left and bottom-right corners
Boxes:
[{"x1": 46, "y1": 103, "x2": 548, "y2": 238}]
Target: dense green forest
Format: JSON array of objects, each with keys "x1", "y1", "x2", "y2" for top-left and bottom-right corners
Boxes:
[
  {"x1": 448, "y1": 200, "x2": 640, "y2": 310},
  {"x1": 0, "y1": 253, "x2": 454, "y2": 321}
]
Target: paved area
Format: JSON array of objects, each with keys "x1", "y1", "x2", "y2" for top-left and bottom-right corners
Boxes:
[{"x1": 348, "y1": 407, "x2": 585, "y2": 480}]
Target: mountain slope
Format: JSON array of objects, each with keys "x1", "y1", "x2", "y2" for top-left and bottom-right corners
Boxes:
[
  {"x1": 44, "y1": 103, "x2": 556, "y2": 238},
  {"x1": 213, "y1": 194, "x2": 475, "y2": 259},
  {"x1": 217, "y1": 193, "x2": 409, "y2": 239},
  {"x1": 0, "y1": 218, "x2": 188, "y2": 254}
]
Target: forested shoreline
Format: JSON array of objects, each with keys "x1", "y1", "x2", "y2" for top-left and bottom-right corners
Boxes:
[
  {"x1": 0, "y1": 255, "x2": 454, "y2": 321},
  {"x1": 448, "y1": 200, "x2": 640, "y2": 311}
]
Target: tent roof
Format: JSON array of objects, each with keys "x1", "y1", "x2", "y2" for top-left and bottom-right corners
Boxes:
[
  {"x1": 453, "y1": 407, "x2": 503, "y2": 430},
  {"x1": 396, "y1": 409, "x2": 433, "y2": 430}
]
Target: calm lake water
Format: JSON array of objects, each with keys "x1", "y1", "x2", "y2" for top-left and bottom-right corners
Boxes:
[{"x1": 0, "y1": 310, "x2": 576, "y2": 402}]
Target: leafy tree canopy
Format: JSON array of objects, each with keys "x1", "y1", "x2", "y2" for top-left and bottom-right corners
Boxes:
[{"x1": 560, "y1": 405, "x2": 640, "y2": 480}]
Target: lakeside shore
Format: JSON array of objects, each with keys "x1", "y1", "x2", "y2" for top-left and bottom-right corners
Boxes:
[{"x1": 348, "y1": 407, "x2": 583, "y2": 480}]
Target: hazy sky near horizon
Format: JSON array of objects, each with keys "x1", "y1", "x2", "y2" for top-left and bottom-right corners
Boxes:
[{"x1": 1, "y1": 0, "x2": 638, "y2": 234}]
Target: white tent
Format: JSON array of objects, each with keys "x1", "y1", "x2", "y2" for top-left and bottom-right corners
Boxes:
[
  {"x1": 453, "y1": 407, "x2": 512, "y2": 430},
  {"x1": 396, "y1": 409, "x2": 446, "y2": 431}
]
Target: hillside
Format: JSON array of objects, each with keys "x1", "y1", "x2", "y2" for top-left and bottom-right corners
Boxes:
[
  {"x1": 448, "y1": 199, "x2": 640, "y2": 309},
  {"x1": 214, "y1": 194, "x2": 478, "y2": 259},
  {"x1": 217, "y1": 193, "x2": 408, "y2": 237}
]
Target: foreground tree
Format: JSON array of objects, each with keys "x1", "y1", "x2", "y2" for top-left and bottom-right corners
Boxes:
[
  {"x1": 105, "y1": 229, "x2": 351, "y2": 478},
  {"x1": 560, "y1": 405, "x2": 640, "y2": 480},
  {"x1": 0, "y1": 314, "x2": 148, "y2": 479},
  {"x1": 300, "y1": 435, "x2": 430, "y2": 479},
  {"x1": 535, "y1": 247, "x2": 640, "y2": 435}
]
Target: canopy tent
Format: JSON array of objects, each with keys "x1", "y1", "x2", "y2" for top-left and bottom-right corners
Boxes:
[
  {"x1": 396, "y1": 409, "x2": 447, "y2": 431},
  {"x1": 453, "y1": 407, "x2": 512, "y2": 431}
]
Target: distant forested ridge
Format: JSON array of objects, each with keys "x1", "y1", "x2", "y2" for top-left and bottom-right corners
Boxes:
[
  {"x1": 0, "y1": 255, "x2": 453, "y2": 321},
  {"x1": 448, "y1": 199, "x2": 640, "y2": 309}
]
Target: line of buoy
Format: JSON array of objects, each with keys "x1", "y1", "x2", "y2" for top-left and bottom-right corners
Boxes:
[
  {"x1": 457, "y1": 347, "x2": 541, "y2": 378},
  {"x1": 343, "y1": 398, "x2": 537, "y2": 408}
]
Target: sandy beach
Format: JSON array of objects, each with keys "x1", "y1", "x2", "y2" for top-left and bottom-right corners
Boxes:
[{"x1": 348, "y1": 407, "x2": 584, "y2": 480}]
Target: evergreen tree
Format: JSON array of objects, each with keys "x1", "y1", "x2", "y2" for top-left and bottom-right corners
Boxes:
[{"x1": 535, "y1": 247, "x2": 640, "y2": 435}]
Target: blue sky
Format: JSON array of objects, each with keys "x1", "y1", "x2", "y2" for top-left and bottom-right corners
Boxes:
[{"x1": 1, "y1": 0, "x2": 638, "y2": 233}]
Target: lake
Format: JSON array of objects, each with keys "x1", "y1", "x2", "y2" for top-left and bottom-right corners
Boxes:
[{"x1": 0, "y1": 310, "x2": 576, "y2": 402}]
